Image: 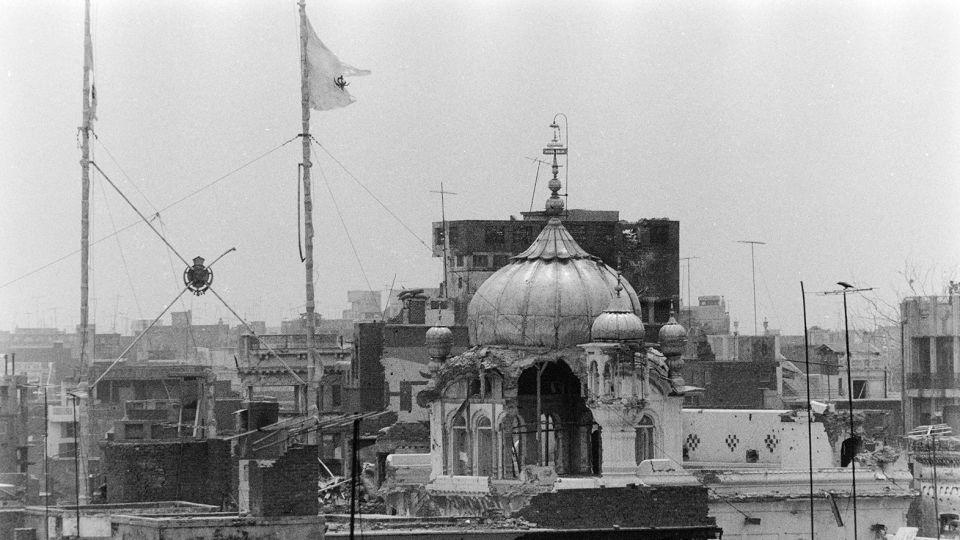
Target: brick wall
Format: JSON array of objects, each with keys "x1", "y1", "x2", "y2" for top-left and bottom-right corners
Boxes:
[
  {"x1": 516, "y1": 485, "x2": 714, "y2": 529},
  {"x1": 246, "y1": 445, "x2": 319, "y2": 517},
  {"x1": 103, "y1": 439, "x2": 232, "y2": 507},
  {"x1": 684, "y1": 361, "x2": 777, "y2": 408},
  {"x1": 0, "y1": 509, "x2": 24, "y2": 540}
]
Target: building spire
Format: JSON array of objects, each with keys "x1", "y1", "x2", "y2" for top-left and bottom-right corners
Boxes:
[{"x1": 542, "y1": 118, "x2": 567, "y2": 216}]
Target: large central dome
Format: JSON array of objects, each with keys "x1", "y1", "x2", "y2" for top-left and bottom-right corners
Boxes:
[{"x1": 467, "y1": 217, "x2": 642, "y2": 348}]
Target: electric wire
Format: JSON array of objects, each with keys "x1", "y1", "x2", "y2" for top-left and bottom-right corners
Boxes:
[
  {"x1": 208, "y1": 286, "x2": 306, "y2": 385},
  {"x1": 92, "y1": 131, "x2": 161, "y2": 216},
  {"x1": 317, "y1": 163, "x2": 374, "y2": 293},
  {"x1": 0, "y1": 135, "x2": 299, "y2": 290},
  {"x1": 309, "y1": 136, "x2": 431, "y2": 251},
  {"x1": 92, "y1": 161, "x2": 189, "y2": 266},
  {"x1": 94, "y1": 171, "x2": 143, "y2": 319}
]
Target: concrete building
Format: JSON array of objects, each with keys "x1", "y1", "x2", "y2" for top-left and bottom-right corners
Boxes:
[
  {"x1": 903, "y1": 294, "x2": 960, "y2": 429},
  {"x1": 679, "y1": 295, "x2": 731, "y2": 337},
  {"x1": 236, "y1": 332, "x2": 349, "y2": 414},
  {"x1": 0, "y1": 373, "x2": 29, "y2": 475},
  {"x1": 341, "y1": 290, "x2": 382, "y2": 321}
]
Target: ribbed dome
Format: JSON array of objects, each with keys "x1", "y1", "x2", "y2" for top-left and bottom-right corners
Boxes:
[
  {"x1": 591, "y1": 286, "x2": 645, "y2": 342},
  {"x1": 468, "y1": 218, "x2": 642, "y2": 348},
  {"x1": 658, "y1": 314, "x2": 687, "y2": 355},
  {"x1": 426, "y1": 326, "x2": 453, "y2": 359}
]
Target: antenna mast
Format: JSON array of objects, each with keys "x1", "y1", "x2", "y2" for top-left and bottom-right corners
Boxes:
[
  {"x1": 429, "y1": 183, "x2": 456, "y2": 298},
  {"x1": 736, "y1": 240, "x2": 766, "y2": 334}
]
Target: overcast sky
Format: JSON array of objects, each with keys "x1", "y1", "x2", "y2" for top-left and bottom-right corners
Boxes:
[{"x1": 2, "y1": 0, "x2": 959, "y2": 336}]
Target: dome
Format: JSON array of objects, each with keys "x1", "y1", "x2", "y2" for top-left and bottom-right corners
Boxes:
[
  {"x1": 591, "y1": 286, "x2": 645, "y2": 342},
  {"x1": 425, "y1": 325, "x2": 453, "y2": 359},
  {"x1": 468, "y1": 218, "x2": 642, "y2": 348},
  {"x1": 658, "y1": 314, "x2": 687, "y2": 355}
]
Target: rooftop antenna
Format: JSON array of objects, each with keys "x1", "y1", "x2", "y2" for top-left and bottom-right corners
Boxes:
[
  {"x1": 524, "y1": 156, "x2": 550, "y2": 212},
  {"x1": 429, "y1": 182, "x2": 456, "y2": 299},
  {"x1": 736, "y1": 240, "x2": 766, "y2": 334}
]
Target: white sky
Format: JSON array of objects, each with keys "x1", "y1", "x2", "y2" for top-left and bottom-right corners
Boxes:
[{"x1": 1, "y1": 0, "x2": 959, "y2": 335}]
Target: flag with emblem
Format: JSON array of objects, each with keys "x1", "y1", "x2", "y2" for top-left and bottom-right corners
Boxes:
[{"x1": 303, "y1": 16, "x2": 370, "y2": 111}]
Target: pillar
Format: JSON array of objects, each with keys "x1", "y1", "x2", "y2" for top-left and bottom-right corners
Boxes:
[
  {"x1": 590, "y1": 406, "x2": 636, "y2": 476},
  {"x1": 931, "y1": 337, "x2": 938, "y2": 374}
]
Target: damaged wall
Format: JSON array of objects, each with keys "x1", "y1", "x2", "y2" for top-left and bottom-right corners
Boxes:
[
  {"x1": 103, "y1": 439, "x2": 232, "y2": 507},
  {"x1": 242, "y1": 445, "x2": 319, "y2": 517},
  {"x1": 517, "y1": 485, "x2": 713, "y2": 530}
]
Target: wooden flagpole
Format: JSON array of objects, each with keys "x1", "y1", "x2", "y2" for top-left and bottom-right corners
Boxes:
[
  {"x1": 80, "y1": 0, "x2": 93, "y2": 374},
  {"x1": 299, "y1": 0, "x2": 318, "y2": 414}
]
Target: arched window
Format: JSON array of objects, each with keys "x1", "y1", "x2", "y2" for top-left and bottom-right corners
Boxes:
[
  {"x1": 452, "y1": 414, "x2": 469, "y2": 475},
  {"x1": 475, "y1": 416, "x2": 494, "y2": 477},
  {"x1": 635, "y1": 416, "x2": 655, "y2": 464},
  {"x1": 589, "y1": 362, "x2": 599, "y2": 396},
  {"x1": 603, "y1": 363, "x2": 614, "y2": 395},
  {"x1": 509, "y1": 416, "x2": 526, "y2": 476}
]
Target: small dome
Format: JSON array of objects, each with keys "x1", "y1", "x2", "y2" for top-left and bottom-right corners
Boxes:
[
  {"x1": 658, "y1": 314, "x2": 687, "y2": 355},
  {"x1": 468, "y1": 218, "x2": 642, "y2": 348},
  {"x1": 591, "y1": 287, "x2": 645, "y2": 342},
  {"x1": 426, "y1": 326, "x2": 453, "y2": 359}
]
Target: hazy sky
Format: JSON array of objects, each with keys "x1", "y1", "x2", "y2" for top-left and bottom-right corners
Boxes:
[{"x1": 2, "y1": 0, "x2": 959, "y2": 336}]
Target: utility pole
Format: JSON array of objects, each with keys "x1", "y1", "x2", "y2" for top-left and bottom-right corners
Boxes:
[
  {"x1": 800, "y1": 282, "x2": 815, "y2": 540},
  {"x1": 429, "y1": 183, "x2": 456, "y2": 299},
  {"x1": 679, "y1": 256, "x2": 700, "y2": 309},
  {"x1": 823, "y1": 281, "x2": 874, "y2": 540},
  {"x1": 736, "y1": 240, "x2": 766, "y2": 334}
]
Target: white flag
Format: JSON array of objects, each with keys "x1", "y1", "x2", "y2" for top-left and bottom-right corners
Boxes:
[{"x1": 304, "y1": 17, "x2": 370, "y2": 111}]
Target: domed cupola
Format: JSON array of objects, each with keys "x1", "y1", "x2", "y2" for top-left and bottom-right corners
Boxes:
[
  {"x1": 591, "y1": 282, "x2": 645, "y2": 342},
  {"x1": 658, "y1": 313, "x2": 687, "y2": 356},
  {"x1": 467, "y1": 127, "x2": 642, "y2": 348},
  {"x1": 425, "y1": 325, "x2": 454, "y2": 373}
]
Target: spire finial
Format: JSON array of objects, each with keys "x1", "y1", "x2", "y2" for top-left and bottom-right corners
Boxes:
[{"x1": 543, "y1": 117, "x2": 567, "y2": 216}]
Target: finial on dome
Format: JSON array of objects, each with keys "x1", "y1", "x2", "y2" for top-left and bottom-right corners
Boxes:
[{"x1": 543, "y1": 117, "x2": 567, "y2": 216}]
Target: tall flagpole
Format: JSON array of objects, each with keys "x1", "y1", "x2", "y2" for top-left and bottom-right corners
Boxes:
[
  {"x1": 73, "y1": 0, "x2": 95, "y2": 511},
  {"x1": 79, "y1": 0, "x2": 94, "y2": 374},
  {"x1": 299, "y1": 0, "x2": 318, "y2": 414}
]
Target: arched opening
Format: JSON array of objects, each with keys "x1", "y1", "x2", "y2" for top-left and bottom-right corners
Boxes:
[
  {"x1": 591, "y1": 424, "x2": 603, "y2": 474},
  {"x1": 539, "y1": 414, "x2": 556, "y2": 468},
  {"x1": 589, "y1": 361, "x2": 599, "y2": 396},
  {"x1": 508, "y1": 415, "x2": 528, "y2": 477},
  {"x1": 476, "y1": 415, "x2": 494, "y2": 476},
  {"x1": 452, "y1": 414, "x2": 469, "y2": 475},
  {"x1": 603, "y1": 363, "x2": 614, "y2": 395},
  {"x1": 516, "y1": 360, "x2": 595, "y2": 475},
  {"x1": 635, "y1": 415, "x2": 656, "y2": 464}
]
